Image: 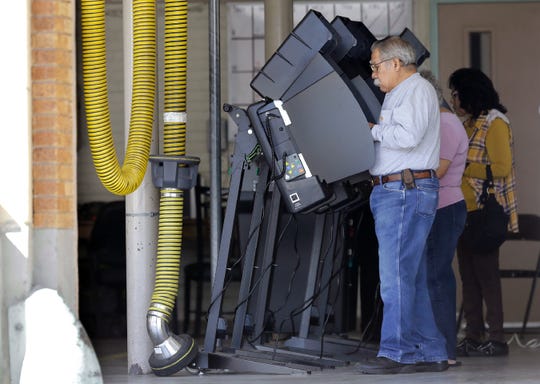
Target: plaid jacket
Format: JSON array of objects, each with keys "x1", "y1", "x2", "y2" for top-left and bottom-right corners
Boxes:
[{"x1": 465, "y1": 109, "x2": 518, "y2": 232}]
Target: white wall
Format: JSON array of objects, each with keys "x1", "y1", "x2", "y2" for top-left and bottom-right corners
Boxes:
[{"x1": 0, "y1": 2, "x2": 32, "y2": 382}]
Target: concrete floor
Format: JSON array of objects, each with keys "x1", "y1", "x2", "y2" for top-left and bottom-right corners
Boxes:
[
  {"x1": 96, "y1": 332, "x2": 540, "y2": 383},
  {"x1": 88, "y1": 218, "x2": 540, "y2": 383}
]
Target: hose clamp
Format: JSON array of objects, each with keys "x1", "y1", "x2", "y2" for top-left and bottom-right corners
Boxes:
[
  {"x1": 161, "y1": 189, "x2": 183, "y2": 198},
  {"x1": 164, "y1": 112, "x2": 187, "y2": 123}
]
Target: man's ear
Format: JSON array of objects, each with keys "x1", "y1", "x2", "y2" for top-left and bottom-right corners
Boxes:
[{"x1": 392, "y1": 58, "x2": 400, "y2": 71}]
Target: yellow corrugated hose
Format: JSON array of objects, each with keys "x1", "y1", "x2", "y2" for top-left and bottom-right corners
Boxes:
[
  {"x1": 146, "y1": 1, "x2": 198, "y2": 376},
  {"x1": 81, "y1": 0, "x2": 155, "y2": 195},
  {"x1": 81, "y1": 0, "x2": 197, "y2": 375},
  {"x1": 149, "y1": 0, "x2": 188, "y2": 319}
]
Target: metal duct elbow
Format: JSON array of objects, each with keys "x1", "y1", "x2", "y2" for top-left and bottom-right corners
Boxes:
[
  {"x1": 146, "y1": 304, "x2": 197, "y2": 376},
  {"x1": 146, "y1": 306, "x2": 171, "y2": 345}
]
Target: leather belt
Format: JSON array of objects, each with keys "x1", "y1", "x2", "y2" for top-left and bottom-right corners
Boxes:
[{"x1": 371, "y1": 169, "x2": 435, "y2": 186}]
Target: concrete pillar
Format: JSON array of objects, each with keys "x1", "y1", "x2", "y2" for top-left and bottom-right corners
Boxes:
[
  {"x1": 413, "y1": 0, "x2": 431, "y2": 69},
  {"x1": 264, "y1": 0, "x2": 293, "y2": 59},
  {"x1": 123, "y1": 0, "x2": 159, "y2": 375},
  {"x1": 125, "y1": 189, "x2": 158, "y2": 375}
]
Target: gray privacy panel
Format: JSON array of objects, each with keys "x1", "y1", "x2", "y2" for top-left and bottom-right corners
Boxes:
[{"x1": 284, "y1": 69, "x2": 374, "y2": 184}]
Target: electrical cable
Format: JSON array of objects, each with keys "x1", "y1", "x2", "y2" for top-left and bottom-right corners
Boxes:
[
  {"x1": 508, "y1": 333, "x2": 540, "y2": 350},
  {"x1": 244, "y1": 214, "x2": 296, "y2": 345},
  {"x1": 266, "y1": 207, "x2": 377, "y2": 358},
  {"x1": 268, "y1": 214, "x2": 302, "y2": 353},
  {"x1": 263, "y1": 113, "x2": 287, "y2": 181},
  {"x1": 286, "y1": 207, "x2": 368, "y2": 347},
  {"x1": 204, "y1": 108, "x2": 294, "y2": 344},
  {"x1": 319, "y1": 211, "x2": 344, "y2": 359},
  {"x1": 203, "y1": 186, "x2": 267, "y2": 321},
  {"x1": 344, "y1": 208, "x2": 384, "y2": 354},
  {"x1": 286, "y1": 210, "x2": 342, "y2": 324},
  {"x1": 268, "y1": 214, "x2": 299, "y2": 316},
  {"x1": 243, "y1": 275, "x2": 277, "y2": 346},
  {"x1": 203, "y1": 175, "x2": 274, "y2": 325},
  {"x1": 344, "y1": 283, "x2": 382, "y2": 355},
  {"x1": 233, "y1": 213, "x2": 295, "y2": 316}
]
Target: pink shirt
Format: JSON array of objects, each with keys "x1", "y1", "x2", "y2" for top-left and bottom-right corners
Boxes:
[{"x1": 438, "y1": 111, "x2": 469, "y2": 209}]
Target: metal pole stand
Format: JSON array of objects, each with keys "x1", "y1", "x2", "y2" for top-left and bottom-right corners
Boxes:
[{"x1": 194, "y1": 105, "x2": 362, "y2": 375}]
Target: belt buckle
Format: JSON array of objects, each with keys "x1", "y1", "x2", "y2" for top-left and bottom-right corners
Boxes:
[{"x1": 401, "y1": 169, "x2": 416, "y2": 189}]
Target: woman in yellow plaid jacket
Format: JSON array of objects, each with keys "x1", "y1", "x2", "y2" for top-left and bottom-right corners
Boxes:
[{"x1": 448, "y1": 67, "x2": 518, "y2": 358}]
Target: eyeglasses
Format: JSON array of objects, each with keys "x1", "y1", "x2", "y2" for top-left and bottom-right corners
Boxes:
[{"x1": 370, "y1": 58, "x2": 394, "y2": 72}]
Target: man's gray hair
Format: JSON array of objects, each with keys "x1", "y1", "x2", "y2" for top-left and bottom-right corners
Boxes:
[{"x1": 371, "y1": 36, "x2": 416, "y2": 66}]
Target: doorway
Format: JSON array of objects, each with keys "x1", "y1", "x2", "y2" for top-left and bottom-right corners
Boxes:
[{"x1": 437, "y1": 1, "x2": 540, "y2": 326}]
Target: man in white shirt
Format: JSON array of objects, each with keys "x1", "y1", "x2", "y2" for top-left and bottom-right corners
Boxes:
[{"x1": 357, "y1": 36, "x2": 448, "y2": 374}]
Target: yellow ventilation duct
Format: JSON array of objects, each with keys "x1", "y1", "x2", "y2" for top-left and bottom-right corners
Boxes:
[
  {"x1": 146, "y1": 1, "x2": 199, "y2": 375},
  {"x1": 81, "y1": 0, "x2": 199, "y2": 376},
  {"x1": 81, "y1": 0, "x2": 155, "y2": 195}
]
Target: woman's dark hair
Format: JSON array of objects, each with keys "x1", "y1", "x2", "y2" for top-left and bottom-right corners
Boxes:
[{"x1": 448, "y1": 68, "x2": 507, "y2": 119}]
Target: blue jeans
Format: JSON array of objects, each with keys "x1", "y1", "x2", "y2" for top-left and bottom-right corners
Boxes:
[
  {"x1": 426, "y1": 200, "x2": 467, "y2": 360},
  {"x1": 370, "y1": 176, "x2": 447, "y2": 363}
]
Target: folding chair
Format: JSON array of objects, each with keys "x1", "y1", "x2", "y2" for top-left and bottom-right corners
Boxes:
[
  {"x1": 456, "y1": 214, "x2": 540, "y2": 336},
  {"x1": 499, "y1": 214, "x2": 540, "y2": 335}
]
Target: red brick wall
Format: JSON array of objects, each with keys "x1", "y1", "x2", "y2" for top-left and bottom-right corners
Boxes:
[{"x1": 31, "y1": 0, "x2": 76, "y2": 228}]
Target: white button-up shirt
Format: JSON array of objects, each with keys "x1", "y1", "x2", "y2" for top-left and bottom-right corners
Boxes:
[{"x1": 369, "y1": 72, "x2": 440, "y2": 176}]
